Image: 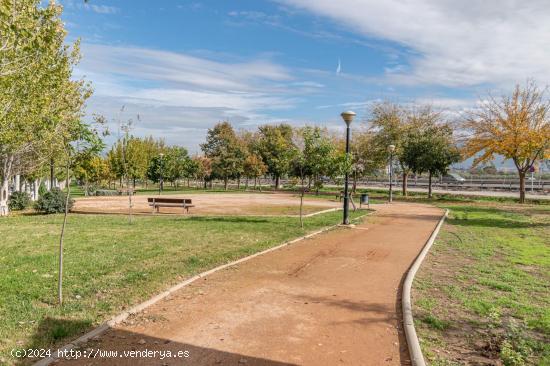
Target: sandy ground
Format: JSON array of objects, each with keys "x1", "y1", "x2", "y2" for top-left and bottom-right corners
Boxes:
[
  {"x1": 72, "y1": 193, "x2": 340, "y2": 216},
  {"x1": 56, "y1": 202, "x2": 443, "y2": 366}
]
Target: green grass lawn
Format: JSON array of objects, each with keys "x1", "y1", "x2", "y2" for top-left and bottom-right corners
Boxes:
[
  {"x1": 413, "y1": 203, "x2": 550, "y2": 366},
  {"x1": 0, "y1": 210, "x2": 363, "y2": 364}
]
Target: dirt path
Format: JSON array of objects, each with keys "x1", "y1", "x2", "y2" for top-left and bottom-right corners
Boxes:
[{"x1": 57, "y1": 203, "x2": 443, "y2": 366}]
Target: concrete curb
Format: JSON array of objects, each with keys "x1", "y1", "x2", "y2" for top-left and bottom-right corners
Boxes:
[
  {"x1": 402, "y1": 209, "x2": 449, "y2": 366},
  {"x1": 34, "y1": 212, "x2": 369, "y2": 366}
]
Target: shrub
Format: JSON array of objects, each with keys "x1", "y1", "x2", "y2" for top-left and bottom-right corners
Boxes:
[
  {"x1": 35, "y1": 188, "x2": 74, "y2": 214},
  {"x1": 95, "y1": 189, "x2": 118, "y2": 196},
  {"x1": 38, "y1": 181, "x2": 47, "y2": 197},
  {"x1": 8, "y1": 191, "x2": 32, "y2": 211}
]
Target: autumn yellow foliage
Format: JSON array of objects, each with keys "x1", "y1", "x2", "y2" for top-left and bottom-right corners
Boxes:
[{"x1": 463, "y1": 81, "x2": 550, "y2": 202}]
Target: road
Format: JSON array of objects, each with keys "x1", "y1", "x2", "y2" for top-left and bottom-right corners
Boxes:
[{"x1": 354, "y1": 185, "x2": 550, "y2": 201}]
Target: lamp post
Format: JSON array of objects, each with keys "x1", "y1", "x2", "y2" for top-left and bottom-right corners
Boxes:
[
  {"x1": 341, "y1": 111, "x2": 356, "y2": 225},
  {"x1": 388, "y1": 144, "x2": 395, "y2": 203},
  {"x1": 159, "y1": 153, "x2": 164, "y2": 195}
]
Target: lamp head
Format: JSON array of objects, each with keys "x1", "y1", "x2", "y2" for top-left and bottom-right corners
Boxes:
[
  {"x1": 340, "y1": 111, "x2": 356, "y2": 126},
  {"x1": 388, "y1": 144, "x2": 396, "y2": 152},
  {"x1": 159, "y1": 153, "x2": 164, "y2": 158}
]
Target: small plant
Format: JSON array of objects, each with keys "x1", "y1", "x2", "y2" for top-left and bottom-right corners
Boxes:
[
  {"x1": 500, "y1": 340, "x2": 525, "y2": 366},
  {"x1": 35, "y1": 188, "x2": 74, "y2": 214},
  {"x1": 8, "y1": 191, "x2": 32, "y2": 211}
]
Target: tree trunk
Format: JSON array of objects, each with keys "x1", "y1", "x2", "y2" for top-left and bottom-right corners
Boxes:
[
  {"x1": 133, "y1": 177, "x2": 136, "y2": 189},
  {"x1": 275, "y1": 175, "x2": 280, "y2": 189},
  {"x1": 245, "y1": 177, "x2": 249, "y2": 191},
  {"x1": 519, "y1": 170, "x2": 526, "y2": 204},
  {"x1": 428, "y1": 171, "x2": 433, "y2": 198},
  {"x1": 352, "y1": 171, "x2": 357, "y2": 194},
  {"x1": 299, "y1": 189, "x2": 304, "y2": 229},
  {"x1": 50, "y1": 158, "x2": 55, "y2": 190},
  {"x1": 237, "y1": 177, "x2": 241, "y2": 190},
  {"x1": 402, "y1": 172, "x2": 408, "y2": 197},
  {"x1": 224, "y1": 178, "x2": 228, "y2": 191},
  {"x1": 58, "y1": 158, "x2": 71, "y2": 305},
  {"x1": 254, "y1": 177, "x2": 257, "y2": 190},
  {"x1": 0, "y1": 155, "x2": 14, "y2": 216},
  {"x1": 0, "y1": 177, "x2": 9, "y2": 216}
]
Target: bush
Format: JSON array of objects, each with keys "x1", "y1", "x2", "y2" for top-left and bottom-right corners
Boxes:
[
  {"x1": 95, "y1": 189, "x2": 118, "y2": 196},
  {"x1": 35, "y1": 188, "x2": 74, "y2": 214},
  {"x1": 8, "y1": 191, "x2": 32, "y2": 211},
  {"x1": 38, "y1": 181, "x2": 47, "y2": 197}
]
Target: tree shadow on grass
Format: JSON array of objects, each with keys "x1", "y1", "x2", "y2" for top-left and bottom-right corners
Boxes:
[
  {"x1": 446, "y1": 206, "x2": 549, "y2": 229},
  {"x1": 18, "y1": 319, "x2": 297, "y2": 366},
  {"x1": 447, "y1": 217, "x2": 548, "y2": 229},
  {"x1": 184, "y1": 216, "x2": 270, "y2": 224}
]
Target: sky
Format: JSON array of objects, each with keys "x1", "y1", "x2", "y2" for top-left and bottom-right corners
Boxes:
[{"x1": 60, "y1": 0, "x2": 550, "y2": 156}]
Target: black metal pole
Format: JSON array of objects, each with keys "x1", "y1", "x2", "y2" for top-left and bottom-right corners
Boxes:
[
  {"x1": 343, "y1": 124, "x2": 351, "y2": 224},
  {"x1": 389, "y1": 151, "x2": 393, "y2": 203}
]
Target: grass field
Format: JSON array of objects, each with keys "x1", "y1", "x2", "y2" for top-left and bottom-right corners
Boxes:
[
  {"x1": 0, "y1": 209, "x2": 363, "y2": 364},
  {"x1": 413, "y1": 203, "x2": 550, "y2": 365}
]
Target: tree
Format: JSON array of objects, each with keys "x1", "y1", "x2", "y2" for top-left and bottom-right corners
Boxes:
[
  {"x1": 300, "y1": 126, "x2": 335, "y2": 194},
  {"x1": 243, "y1": 154, "x2": 267, "y2": 190},
  {"x1": 0, "y1": 0, "x2": 91, "y2": 215},
  {"x1": 369, "y1": 102, "x2": 438, "y2": 197},
  {"x1": 350, "y1": 129, "x2": 385, "y2": 192},
  {"x1": 56, "y1": 119, "x2": 105, "y2": 305},
  {"x1": 163, "y1": 146, "x2": 190, "y2": 188},
  {"x1": 201, "y1": 122, "x2": 245, "y2": 190},
  {"x1": 256, "y1": 124, "x2": 296, "y2": 188},
  {"x1": 464, "y1": 82, "x2": 550, "y2": 203},
  {"x1": 193, "y1": 156, "x2": 212, "y2": 188},
  {"x1": 147, "y1": 155, "x2": 166, "y2": 187},
  {"x1": 402, "y1": 125, "x2": 461, "y2": 198}
]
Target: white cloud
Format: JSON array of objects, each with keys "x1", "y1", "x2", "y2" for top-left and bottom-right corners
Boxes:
[
  {"x1": 277, "y1": 0, "x2": 550, "y2": 87},
  {"x1": 84, "y1": 4, "x2": 118, "y2": 14},
  {"x1": 76, "y1": 44, "x2": 312, "y2": 150}
]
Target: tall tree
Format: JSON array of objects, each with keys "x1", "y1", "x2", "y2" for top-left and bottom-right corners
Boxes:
[
  {"x1": 243, "y1": 154, "x2": 267, "y2": 190},
  {"x1": 0, "y1": 0, "x2": 91, "y2": 215},
  {"x1": 201, "y1": 122, "x2": 245, "y2": 190},
  {"x1": 369, "y1": 102, "x2": 438, "y2": 197},
  {"x1": 256, "y1": 123, "x2": 296, "y2": 188},
  {"x1": 402, "y1": 125, "x2": 461, "y2": 198},
  {"x1": 463, "y1": 81, "x2": 550, "y2": 203},
  {"x1": 300, "y1": 126, "x2": 335, "y2": 194}
]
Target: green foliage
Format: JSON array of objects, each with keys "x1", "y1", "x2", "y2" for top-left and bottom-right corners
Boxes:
[
  {"x1": 0, "y1": 0, "x2": 92, "y2": 215},
  {"x1": 256, "y1": 124, "x2": 296, "y2": 184},
  {"x1": 201, "y1": 122, "x2": 246, "y2": 187},
  {"x1": 95, "y1": 189, "x2": 118, "y2": 196},
  {"x1": 38, "y1": 181, "x2": 47, "y2": 197},
  {"x1": 8, "y1": 191, "x2": 31, "y2": 211},
  {"x1": 402, "y1": 125, "x2": 461, "y2": 177},
  {"x1": 34, "y1": 188, "x2": 74, "y2": 214}
]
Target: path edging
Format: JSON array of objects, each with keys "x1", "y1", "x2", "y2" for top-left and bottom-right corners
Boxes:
[
  {"x1": 34, "y1": 212, "x2": 369, "y2": 366},
  {"x1": 402, "y1": 209, "x2": 449, "y2": 366}
]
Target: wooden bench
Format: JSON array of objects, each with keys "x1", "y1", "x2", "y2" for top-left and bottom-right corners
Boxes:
[{"x1": 147, "y1": 197, "x2": 194, "y2": 213}]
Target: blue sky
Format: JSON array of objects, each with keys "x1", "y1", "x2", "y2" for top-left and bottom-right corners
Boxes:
[{"x1": 60, "y1": 0, "x2": 550, "y2": 155}]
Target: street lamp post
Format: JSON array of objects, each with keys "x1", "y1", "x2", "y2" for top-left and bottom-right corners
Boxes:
[
  {"x1": 388, "y1": 145, "x2": 395, "y2": 203},
  {"x1": 159, "y1": 153, "x2": 164, "y2": 195},
  {"x1": 341, "y1": 111, "x2": 356, "y2": 225}
]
